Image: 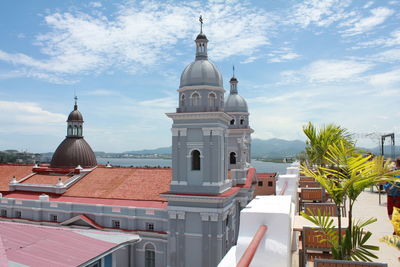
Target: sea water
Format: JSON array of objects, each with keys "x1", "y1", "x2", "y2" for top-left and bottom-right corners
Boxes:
[{"x1": 96, "y1": 158, "x2": 291, "y2": 174}]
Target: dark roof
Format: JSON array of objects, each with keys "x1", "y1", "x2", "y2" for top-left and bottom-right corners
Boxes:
[
  {"x1": 230, "y1": 77, "x2": 238, "y2": 82},
  {"x1": 50, "y1": 137, "x2": 97, "y2": 168},
  {"x1": 67, "y1": 104, "x2": 83, "y2": 122},
  {"x1": 196, "y1": 33, "x2": 208, "y2": 40}
]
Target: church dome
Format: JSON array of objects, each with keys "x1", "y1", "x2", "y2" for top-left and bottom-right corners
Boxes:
[
  {"x1": 68, "y1": 109, "x2": 83, "y2": 122},
  {"x1": 67, "y1": 103, "x2": 83, "y2": 122},
  {"x1": 50, "y1": 138, "x2": 97, "y2": 168},
  {"x1": 225, "y1": 94, "x2": 248, "y2": 112},
  {"x1": 180, "y1": 60, "x2": 223, "y2": 88},
  {"x1": 225, "y1": 75, "x2": 248, "y2": 112}
]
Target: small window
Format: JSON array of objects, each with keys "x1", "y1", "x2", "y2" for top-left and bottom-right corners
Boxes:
[
  {"x1": 230, "y1": 119, "x2": 235, "y2": 125},
  {"x1": 192, "y1": 93, "x2": 200, "y2": 106},
  {"x1": 258, "y1": 181, "x2": 263, "y2": 186},
  {"x1": 112, "y1": 220, "x2": 120, "y2": 229},
  {"x1": 15, "y1": 210, "x2": 21, "y2": 218},
  {"x1": 181, "y1": 94, "x2": 185, "y2": 107},
  {"x1": 73, "y1": 126, "x2": 78, "y2": 135},
  {"x1": 50, "y1": 214, "x2": 58, "y2": 222},
  {"x1": 191, "y1": 150, "x2": 201, "y2": 170},
  {"x1": 225, "y1": 215, "x2": 229, "y2": 226},
  {"x1": 230, "y1": 152, "x2": 236, "y2": 164},
  {"x1": 208, "y1": 93, "x2": 216, "y2": 108},
  {"x1": 268, "y1": 181, "x2": 273, "y2": 187},
  {"x1": 1, "y1": 210, "x2": 7, "y2": 217},
  {"x1": 77, "y1": 126, "x2": 82, "y2": 136},
  {"x1": 146, "y1": 222, "x2": 154, "y2": 231},
  {"x1": 67, "y1": 125, "x2": 73, "y2": 136},
  {"x1": 240, "y1": 118, "x2": 244, "y2": 125}
]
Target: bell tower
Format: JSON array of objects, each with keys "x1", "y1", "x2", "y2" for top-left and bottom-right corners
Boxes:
[{"x1": 163, "y1": 17, "x2": 238, "y2": 267}]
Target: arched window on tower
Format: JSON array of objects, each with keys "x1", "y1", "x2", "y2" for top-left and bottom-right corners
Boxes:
[
  {"x1": 73, "y1": 126, "x2": 78, "y2": 135},
  {"x1": 145, "y1": 243, "x2": 155, "y2": 267},
  {"x1": 67, "y1": 125, "x2": 73, "y2": 136},
  {"x1": 208, "y1": 93, "x2": 216, "y2": 109},
  {"x1": 230, "y1": 119, "x2": 235, "y2": 125},
  {"x1": 230, "y1": 152, "x2": 236, "y2": 164},
  {"x1": 240, "y1": 117, "x2": 245, "y2": 125},
  {"x1": 181, "y1": 94, "x2": 185, "y2": 108},
  {"x1": 191, "y1": 150, "x2": 201, "y2": 170},
  {"x1": 191, "y1": 93, "x2": 200, "y2": 107},
  {"x1": 78, "y1": 126, "x2": 82, "y2": 136}
]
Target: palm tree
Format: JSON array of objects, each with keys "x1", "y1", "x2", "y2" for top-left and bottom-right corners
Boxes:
[
  {"x1": 303, "y1": 122, "x2": 353, "y2": 168},
  {"x1": 301, "y1": 140, "x2": 400, "y2": 260}
]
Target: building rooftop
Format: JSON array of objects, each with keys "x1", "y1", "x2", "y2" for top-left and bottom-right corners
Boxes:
[
  {"x1": 0, "y1": 164, "x2": 33, "y2": 190},
  {"x1": 0, "y1": 220, "x2": 139, "y2": 267}
]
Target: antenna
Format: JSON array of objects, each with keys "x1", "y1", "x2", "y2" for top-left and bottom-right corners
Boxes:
[{"x1": 233, "y1": 65, "x2": 235, "y2": 78}]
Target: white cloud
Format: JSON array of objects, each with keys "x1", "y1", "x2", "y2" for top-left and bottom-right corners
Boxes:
[
  {"x1": 282, "y1": 60, "x2": 373, "y2": 84},
  {"x1": 363, "y1": 1, "x2": 374, "y2": 9},
  {"x1": 369, "y1": 69, "x2": 400, "y2": 86},
  {"x1": 0, "y1": 1, "x2": 273, "y2": 83},
  {"x1": 358, "y1": 29, "x2": 400, "y2": 47},
  {"x1": 0, "y1": 101, "x2": 65, "y2": 136},
  {"x1": 341, "y1": 7, "x2": 394, "y2": 36},
  {"x1": 287, "y1": 0, "x2": 352, "y2": 28},
  {"x1": 371, "y1": 48, "x2": 400, "y2": 62},
  {"x1": 89, "y1": 2, "x2": 102, "y2": 8},
  {"x1": 267, "y1": 48, "x2": 300, "y2": 63}
]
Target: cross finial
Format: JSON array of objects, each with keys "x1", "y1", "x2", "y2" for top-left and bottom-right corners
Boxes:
[
  {"x1": 74, "y1": 94, "x2": 78, "y2": 110},
  {"x1": 199, "y1": 15, "x2": 203, "y2": 33},
  {"x1": 233, "y1": 65, "x2": 235, "y2": 78}
]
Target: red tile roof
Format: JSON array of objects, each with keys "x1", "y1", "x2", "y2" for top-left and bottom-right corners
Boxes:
[
  {"x1": 0, "y1": 164, "x2": 32, "y2": 190},
  {"x1": 257, "y1": 172, "x2": 277, "y2": 178},
  {"x1": 64, "y1": 167, "x2": 172, "y2": 201},
  {"x1": 21, "y1": 174, "x2": 71, "y2": 185}
]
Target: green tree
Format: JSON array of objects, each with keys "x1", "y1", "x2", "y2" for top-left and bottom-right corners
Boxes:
[
  {"x1": 301, "y1": 139, "x2": 400, "y2": 260},
  {"x1": 302, "y1": 122, "x2": 353, "y2": 167}
]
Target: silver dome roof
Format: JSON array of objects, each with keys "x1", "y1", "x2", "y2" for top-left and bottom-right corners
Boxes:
[
  {"x1": 180, "y1": 60, "x2": 223, "y2": 88},
  {"x1": 225, "y1": 93, "x2": 248, "y2": 112}
]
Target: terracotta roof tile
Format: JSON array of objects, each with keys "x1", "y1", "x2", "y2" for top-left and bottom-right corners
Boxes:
[
  {"x1": 0, "y1": 164, "x2": 32, "y2": 190},
  {"x1": 64, "y1": 167, "x2": 172, "y2": 201}
]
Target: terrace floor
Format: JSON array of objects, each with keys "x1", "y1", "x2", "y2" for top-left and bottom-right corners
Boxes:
[{"x1": 292, "y1": 190, "x2": 399, "y2": 267}]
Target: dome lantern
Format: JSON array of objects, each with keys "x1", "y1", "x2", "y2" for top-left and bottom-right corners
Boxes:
[{"x1": 51, "y1": 96, "x2": 97, "y2": 169}]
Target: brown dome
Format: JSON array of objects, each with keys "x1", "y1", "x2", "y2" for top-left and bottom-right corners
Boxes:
[
  {"x1": 67, "y1": 105, "x2": 83, "y2": 122},
  {"x1": 51, "y1": 137, "x2": 97, "y2": 168}
]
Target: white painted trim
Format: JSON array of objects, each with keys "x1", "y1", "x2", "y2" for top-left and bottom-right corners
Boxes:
[
  {"x1": 166, "y1": 112, "x2": 232, "y2": 123},
  {"x1": 184, "y1": 233, "x2": 202, "y2": 237},
  {"x1": 178, "y1": 85, "x2": 225, "y2": 93}
]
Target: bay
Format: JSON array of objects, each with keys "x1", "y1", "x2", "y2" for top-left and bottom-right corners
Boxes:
[{"x1": 96, "y1": 157, "x2": 291, "y2": 174}]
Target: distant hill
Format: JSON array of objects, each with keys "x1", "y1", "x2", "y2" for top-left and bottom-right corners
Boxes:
[
  {"x1": 251, "y1": 138, "x2": 305, "y2": 158},
  {"x1": 123, "y1": 147, "x2": 172, "y2": 155}
]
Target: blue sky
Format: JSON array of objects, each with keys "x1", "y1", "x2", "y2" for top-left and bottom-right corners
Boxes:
[{"x1": 0, "y1": 0, "x2": 399, "y2": 153}]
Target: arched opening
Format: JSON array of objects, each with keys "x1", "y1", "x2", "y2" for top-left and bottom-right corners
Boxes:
[
  {"x1": 208, "y1": 93, "x2": 216, "y2": 108},
  {"x1": 73, "y1": 126, "x2": 78, "y2": 135},
  {"x1": 240, "y1": 118, "x2": 244, "y2": 125},
  {"x1": 67, "y1": 125, "x2": 73, "y2": 136},
  {"x1": 77, "y1": 126, "x2": 82, "y2": 136},
  {"x1": 145, "y1": 243, "x2": 155, "y2": 267},
  {"x1": 230, "y1": 119, "x2": 235, "y2": 125},
  {"x1": 230, "y1": 152, "x2": 236, "y2": 164},
  {"x1": 191, "y1": 150, "x2": 201, "y2": 170},
  {"x1": 181, "y1": 94, "x2": 185, "y2": 107},
  {"x1": 192, "y1": 93, "x2": 200, "y2": 106}
]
